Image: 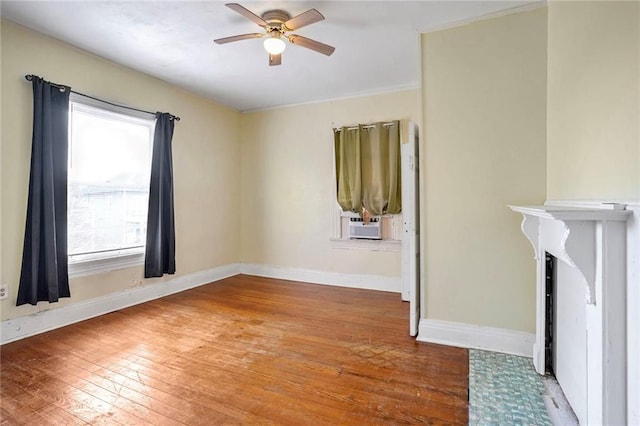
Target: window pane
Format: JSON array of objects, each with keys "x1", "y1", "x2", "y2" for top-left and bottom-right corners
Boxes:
[{"x1": 68, "y1": 103, "x2": 153, "y2": 257}]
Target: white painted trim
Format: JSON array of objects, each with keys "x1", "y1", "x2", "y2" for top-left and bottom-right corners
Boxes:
[
  {"x1": 422, "y1": 1, "x2": 547, "y2": 34},
  {"x1": 239, "y1": 263, "x2": 400, "y2": 293},
  {"x1": 1, "y1": 263, "x2": 241, "y2": 345},
  {"x1": 329, "y1": 238, "x2": 401, "y2": 252},
  {"x1": 511, "y1": 200, "x2": 634, "y2": 425},
  {"x1": 547, "y1": 199, "x2": 640, "y2": 425},
  {"x1": 626, "y1": 205, "x2": 640, "y2": 426},
  {"x1": 417, "y1": 318, "x2": 535, "y2": 358},
  {"x1": 243, "y1": 84, "x2": 419, "y2": 114},
  {"x1": 68, "y1": 251, "x2": 144, "y2": 278},
  {"x1": 510, "y1": 204, "x2": 632, "y2": 222},
  {"x1": 545, "y1": 199, "x2": 640, "y2": 208}
]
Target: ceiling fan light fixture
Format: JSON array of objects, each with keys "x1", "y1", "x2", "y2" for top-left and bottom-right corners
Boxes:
[
  {"x1": 263, "y1": 33, "x2": 286, "y2": 55},
  {"x1": 217, "y1": 3, "x2": 335, "y2": 65}
]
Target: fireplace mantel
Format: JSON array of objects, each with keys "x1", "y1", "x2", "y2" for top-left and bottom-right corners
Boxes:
[
  {"x1": 509, "y1": 204, "x2": 631, "y2": 425},
  {"x1": 509, "y1": 205, "x2": 631, "y2": 304}
]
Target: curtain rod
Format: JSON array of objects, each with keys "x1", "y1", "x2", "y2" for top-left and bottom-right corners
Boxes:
[
  {"x1": 334, "y1": 122, "x2": 396, "y2": 132},
  {"x1": 25, "y1": 74, "x2": 180, "y2": 121}
]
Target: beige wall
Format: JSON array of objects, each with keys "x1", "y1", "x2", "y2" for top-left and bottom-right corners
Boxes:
[
  {"x1": 421, "y1": 7, "x2": 548, "y2": 332},
  {"x1": 239, "y1": 90, "x2": 419, "y2": 277},
  {"x1": 1, "y1": 7, "x2": 553, "y2": 334},
  {"x1": 0, "y1": 20, "x2": 419, "y2": 325},
  {"x1": 547, "y1": 1, "x2": 640, "y2": 201},
  {"x1": 0, "y1": 21, "x2": 242, "y2": 321}
]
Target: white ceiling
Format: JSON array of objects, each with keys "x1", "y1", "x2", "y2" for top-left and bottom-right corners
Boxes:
[{"x1": 1, "y1": 1, "x2": 538, "y2": 112}]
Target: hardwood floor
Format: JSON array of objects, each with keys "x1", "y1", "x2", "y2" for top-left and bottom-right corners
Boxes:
[{"x1": 1, "y1": 275, "x2": 468, "y2": 425}]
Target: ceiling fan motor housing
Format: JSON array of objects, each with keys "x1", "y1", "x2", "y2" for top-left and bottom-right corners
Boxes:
[
  {"x1": 214, "y1": 3, "x2": 335, "y2": 65},
  {"x1": 262, "y1": 10, "x2": 291, "y2": 32}
]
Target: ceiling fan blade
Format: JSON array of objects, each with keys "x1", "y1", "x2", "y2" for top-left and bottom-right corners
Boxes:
[
  {"x1": 283, "y1": 9, "x2": 324, "y2": 31},
  {"x1": 269, "y1": 53, "x2": 282, "y2": 66},
  {"x1": 214, "y1": 33, "x2": 264, "y2": 44},
  {"x1": 288, "y1": 35, "x2": 335, "y2": 56},
  {"x1": 225, "y1": 3, "x2": 267, "y2": 27}
]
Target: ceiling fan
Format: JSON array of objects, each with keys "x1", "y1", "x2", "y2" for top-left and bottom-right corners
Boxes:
[{"x1": 214, "y1": 3, "x2": 335, "y2": 66}]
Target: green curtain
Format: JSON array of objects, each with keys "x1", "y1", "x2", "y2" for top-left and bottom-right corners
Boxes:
[
  {"x1": 334, "y1": 125, "x2": 362, "y2": 213},
  {"x1": 334, "y1": 120, "x2": 401, "y2": 216},
  {"x1": 362, "y1": 121, "x2": 401, "y2": 215}
]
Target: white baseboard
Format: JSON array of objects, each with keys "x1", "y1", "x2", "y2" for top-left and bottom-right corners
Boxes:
[
  {"x1": 239, "y1": 263, "x2": 401, "y2": 293},
  {"x1": 417, "y1": 318, "x2": 535, "y2": 358},
  {"x1": 1, "y1": 263, "x2": 399, "y2": 345},
  {"x1": 0, "y1": 263, "x2": 241, "y2": 345}
]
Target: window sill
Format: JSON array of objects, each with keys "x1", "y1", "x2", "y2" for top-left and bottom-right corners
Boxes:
[
  {"x1": 330, "y1": 238, "x2": 401, "y2": 252},
  {"x1": 68, "y1": 251, "x2": 144, "y2": 279}
]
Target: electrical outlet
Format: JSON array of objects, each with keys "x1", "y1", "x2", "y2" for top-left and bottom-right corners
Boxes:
[{"x1": 0, "y1": 285, "x2": 8, "y2": 300}]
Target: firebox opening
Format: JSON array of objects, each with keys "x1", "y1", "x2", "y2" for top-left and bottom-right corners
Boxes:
[{"x1": 545, "y1": 252, "x2": 555, "y2": 376}]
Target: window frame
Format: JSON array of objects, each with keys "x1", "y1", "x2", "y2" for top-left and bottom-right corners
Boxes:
[
  {"x1": 330, "y1": 128, "x2": 402, "y2": 252},
  {"x1": 67, "y1": 93, "x2": 156, "y2": 278}
]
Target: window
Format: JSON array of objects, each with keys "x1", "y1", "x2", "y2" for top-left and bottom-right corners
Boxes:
[
  {"x1": 68, "y1": 95, "x2": 155, "y2": 276},
  {"x1": 331, "y1": 121, "x2": 402, "y2": 251}
]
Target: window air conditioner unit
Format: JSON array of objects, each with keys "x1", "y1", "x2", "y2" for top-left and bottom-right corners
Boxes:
[{"x1": 348, "y1": 217, "x2": 382, "y2": 240}]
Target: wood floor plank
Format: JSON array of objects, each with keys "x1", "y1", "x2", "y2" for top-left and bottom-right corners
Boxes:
[
  {"x1": 28, "y1": 405, "x2": 90, "y2": 426},
  {"x1": 9, "y1": 333, "x2": 239, "y2": 424},
  {"x1": 1, "y1": 275, "x2": 468, "y2": 424}
]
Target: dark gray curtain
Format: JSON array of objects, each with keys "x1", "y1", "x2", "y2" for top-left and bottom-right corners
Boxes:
[
  {"x1": 17, "y1": 77, "x2": 71, "y2": 306},
  {"x1": 144, "y1": 112, "x2": 176, "y2": 278}
]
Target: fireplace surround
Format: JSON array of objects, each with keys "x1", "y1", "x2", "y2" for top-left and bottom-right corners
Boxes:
[{"x1": 509, "y1": 203, "x2": 631, "y2": 425}]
